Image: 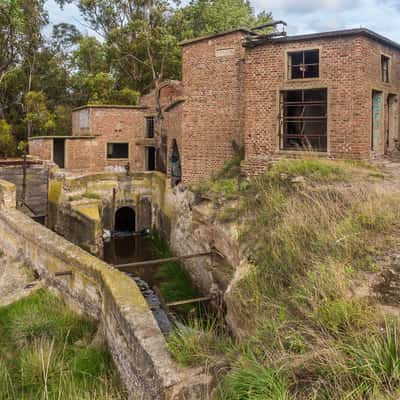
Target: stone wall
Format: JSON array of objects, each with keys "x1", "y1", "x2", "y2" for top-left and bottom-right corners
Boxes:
[
  {"x1": 0, "y1": 180, "x2": 210, "y2": 399},
  {"x1": 0, "y1": 161, "x2": 49, "y2": 216}
]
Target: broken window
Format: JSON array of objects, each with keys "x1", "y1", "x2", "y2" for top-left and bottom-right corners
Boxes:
[
  {"x1": 281, "y1": 89, "x2": 327, "y2": 152},
  {"x1": 145, "y1": 116, "x2": 155, "y2": 138},
  {"x1": 381, "y1": 55, "x2": 390, "y2": 83},
  {"x1": 107, "y1": 143, "x2": 129, "y2": 159},
  {"x1": 288, "y1": 50, "x2": 319, "y2": 79}
]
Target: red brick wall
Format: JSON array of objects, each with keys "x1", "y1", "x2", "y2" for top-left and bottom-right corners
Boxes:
[
  {"x1": 163, "y1": 102, "x2": 183, "y2": 178},
  {"x1": 242, "y1": 34, "x2": 400, "y2": 174},
  {"x1": 29, "y1": 138, "x2": 52, "y2": 161},
  {"x1": 69, "y1": 108, "x2": 148, "y2": 171},
  {"x1": 181, "y1": 31, "x2": 246, "y2": 183}
]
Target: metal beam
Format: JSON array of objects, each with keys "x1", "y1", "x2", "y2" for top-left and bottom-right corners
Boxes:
[
  {"x1": 114, "y1": 251, "x2": 216, "y2": 269},
  {"x1": 166, "y1": 296, "x2": 213, "y2": 307}
]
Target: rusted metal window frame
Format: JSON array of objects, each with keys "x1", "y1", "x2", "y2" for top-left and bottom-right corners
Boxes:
[
  {"x1": 381, "y1": 55, "x2": 390, "y2": 83},
  {"x1": 288, "y1": 49, "x2": 319, "y2": 79},
  {"x1": 280, "y1": 89, "x2": 328, "y2": 152}
]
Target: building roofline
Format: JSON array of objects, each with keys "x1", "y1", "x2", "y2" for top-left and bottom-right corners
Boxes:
[
  {"x1": 179, "y1": 27, "x2": 256, "y2": 46},
  {"x1": 28, "y1": 136, "x2": 96, "y2": 140},
  {"x1": 244, "y1": 28, "x2": 400, "y2": 51},
  {"x1": 72, "y1": 104, "x2": 149, "y2": 112},
  {"x1": 163, "y1": 98, "x2": 186, "y2": 112}
]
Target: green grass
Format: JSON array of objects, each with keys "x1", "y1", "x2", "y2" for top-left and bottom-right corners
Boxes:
[
  {"x1": 167, "y1": 317, "x2": 232, "y2": 367},
  {"x1": 0, "y1": 289, "x2": 125, "y2": 399},
  {"x1": 150, "y1": 232, "x2": 200, "y2": 316},
  {"x1": 169, "y1": 158, "x2": 400, "y2": 399}
]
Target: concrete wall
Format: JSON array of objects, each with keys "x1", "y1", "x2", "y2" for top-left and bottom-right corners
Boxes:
[
  {"x1": 0, "y1": 180, "x2": 210, "y2": 399},
  {"x1": 0, "y1": 161, "x2": 49, "y2": 216}
]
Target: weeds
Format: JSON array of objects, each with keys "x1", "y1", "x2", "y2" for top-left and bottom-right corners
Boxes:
[
  {"x1": 0, "y1": 289, "x2": 125, "y2": 399},
  {"x1": 172, "y1": 158, "x2": 400, "y2": 399},
  {"x1": 167, "y1": 317, "x2": 232, "y2": 367}
]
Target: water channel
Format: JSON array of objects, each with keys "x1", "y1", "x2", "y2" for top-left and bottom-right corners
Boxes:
[{"x1": 103, "y1": 233, "x2": 203, "y2": 334}]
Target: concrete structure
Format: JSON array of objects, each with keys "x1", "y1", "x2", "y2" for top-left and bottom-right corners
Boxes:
[
  {"x1": 0, "y1": 179, "x2": 210, "y2": 399},
  {"x1": 29, "y1": 26, "x2": 400, "y2": 182}
]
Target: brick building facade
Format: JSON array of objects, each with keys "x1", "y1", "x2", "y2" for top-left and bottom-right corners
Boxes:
[{"x1": 29, "y1": 27, "x2": 400, "y2": 183}]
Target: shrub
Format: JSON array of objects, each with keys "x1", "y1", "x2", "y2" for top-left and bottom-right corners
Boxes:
[
  {"x1": 220, "y1": 360, "x2": 290, "y2": 400},
  {"x1": 0, "y1": 119, "x2": 16, "y2": 158},
  {"x1": 167, "y1": 318, "x2": 232, "y2": 367}
]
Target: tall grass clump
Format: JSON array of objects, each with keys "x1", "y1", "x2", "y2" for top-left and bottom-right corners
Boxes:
[
  {"x1": 0, "y1": 289, "x2": 125, "y2": 399},
  {"x1": 167, "y1": 317, "x2": 232, "y2": 367}
]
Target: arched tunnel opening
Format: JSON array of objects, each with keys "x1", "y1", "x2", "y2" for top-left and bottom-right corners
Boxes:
[{"x1": 114, "y1": 207, "x2": 136, "y2": 232}]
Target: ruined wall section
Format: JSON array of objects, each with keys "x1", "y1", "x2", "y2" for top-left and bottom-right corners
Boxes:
[
  {"x1": 181, "y1": 32, "x2": 246, "y2": 183},
  {"x1": 0, "y1": 161, "x2": 49, "y2": 216},
  {"x1": 29, "y1": 138, "x2": 52, "y2": 161}
]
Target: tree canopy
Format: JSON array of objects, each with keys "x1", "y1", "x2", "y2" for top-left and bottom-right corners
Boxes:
[{"x1": 0, "y1": 0, "x2": 271, "y2": 154}]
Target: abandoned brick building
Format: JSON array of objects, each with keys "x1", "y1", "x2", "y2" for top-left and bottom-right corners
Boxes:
[{"x1": 29, "y1": 25, "x2": 400, "y2": 183}]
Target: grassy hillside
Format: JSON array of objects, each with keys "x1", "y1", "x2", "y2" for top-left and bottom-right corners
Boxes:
[
  {"x1": 168, "y1": 158, "x2": 400, "y2": 399},
  {"x1": 0, "y1": 289, "x2": 125, "y2": 400}
]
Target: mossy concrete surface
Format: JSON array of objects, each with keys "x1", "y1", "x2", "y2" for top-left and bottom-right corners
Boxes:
[{"x1": 0, "y1": 195, "x2": 211, "y2": 399}]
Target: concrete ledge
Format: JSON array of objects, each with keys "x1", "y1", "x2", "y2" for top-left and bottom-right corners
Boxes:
[{"x1": 0, "y1": 207, "x2": 210, "y2": 399}]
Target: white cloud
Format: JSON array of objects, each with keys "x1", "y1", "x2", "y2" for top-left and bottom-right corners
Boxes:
[{"x1": 261, "y1": 0, "x2": 360, "y2": 14}]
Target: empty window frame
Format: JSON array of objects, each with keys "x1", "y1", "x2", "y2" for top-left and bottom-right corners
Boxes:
[
  {"x1": 145, "y1": 146, "x2": 156, "y2": 171},
  {"x1": 107, "y1": 143, "x2": 129, "y2": 159},
  {"x1": 288, "y1": 50, "x2": 319, "y2": 79},
  {"x1": 281, "y1": 89, "x2": 327, "y2": 152},
  {"x1": 145, "y1": 116, "x2": 155, "y2": 138},
  {"x1": 381, "y1": 55, "x2": 390, "y2": 83}
]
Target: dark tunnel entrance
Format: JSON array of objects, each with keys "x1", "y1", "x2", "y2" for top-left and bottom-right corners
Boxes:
[{"x1": 114, "y1": 207, "x2": 136, "y2": 232}]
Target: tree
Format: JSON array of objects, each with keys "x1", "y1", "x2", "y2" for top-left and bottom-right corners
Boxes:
[
  {"x1": 174, "y1": 0, "x2": 271, "y2": 39},
  {"x1": 0, "y1": 119, "x2": 16, "y2": 157},
  {"x1": 23, "y1": 91, "x2": 55, "y2": 136}
]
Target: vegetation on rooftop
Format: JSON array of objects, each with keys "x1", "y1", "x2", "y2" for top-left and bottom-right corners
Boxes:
[{"x1": 169, "y1": 158, "x2": 400, "y2": 399}]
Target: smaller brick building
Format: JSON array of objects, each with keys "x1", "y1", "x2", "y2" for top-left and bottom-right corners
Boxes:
[{"x1": 29, "y1": 26, "x2": 400, "y2": 183}]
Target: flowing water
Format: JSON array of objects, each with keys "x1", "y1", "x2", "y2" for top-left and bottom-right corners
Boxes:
[{"x1": 103, "y1": 234, "x2": 200, "y2": 334}]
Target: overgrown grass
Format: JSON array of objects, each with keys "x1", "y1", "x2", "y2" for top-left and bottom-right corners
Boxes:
[
  {"x1": 167, "y1": 317, "x2": 232, "y2": 367},
  {"x1": 0, "y1": 289, "x2": 125, "y2": 399},
  {"x1": 170, "y1": 158, "x2": 400, "y2": 399}
]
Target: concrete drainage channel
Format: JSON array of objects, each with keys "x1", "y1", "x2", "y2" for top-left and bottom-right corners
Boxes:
[
  {"x1": 103, "y1": 232, "x2": 219, "y2": 336},
  {"x1": 0, "y1": 180, "x2": 212, "y2": 399}
]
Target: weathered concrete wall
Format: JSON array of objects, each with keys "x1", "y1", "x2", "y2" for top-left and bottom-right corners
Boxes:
[
  {"x1": 0, "y1": 161, "x2": 49, "y2": 216},
  {"x1": 0, "y1": 180, "x2": 210, "y2": 399}
]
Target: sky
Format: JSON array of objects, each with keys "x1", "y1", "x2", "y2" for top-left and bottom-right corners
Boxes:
[{"x1": 45, "y1": 0, "x2": 400, "y2": 43}]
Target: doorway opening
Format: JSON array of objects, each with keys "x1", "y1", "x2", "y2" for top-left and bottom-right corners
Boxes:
[
  {"x1": 145, "y1": 147, "x2": 156, "y2": 171},
  {"x1": 372, "y1": 90, "x2": 383, "y2": 151},
  {"x1": 53, "y1": 139, "x2": 65, "y2": 168},
  {"x1": 170, "y1": 139, "x2": 181, "y2": 186},
  {"x1": 386, "y1": 94, "x2": 398, "y2": 154},
  {"x1": 114, "y1": 207, "x2": 136, "y2": 232}
]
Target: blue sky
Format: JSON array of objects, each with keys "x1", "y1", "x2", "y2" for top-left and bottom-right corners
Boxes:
[{"x1": 45, "y1": 0, "x2": 400, "y2": 43}]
